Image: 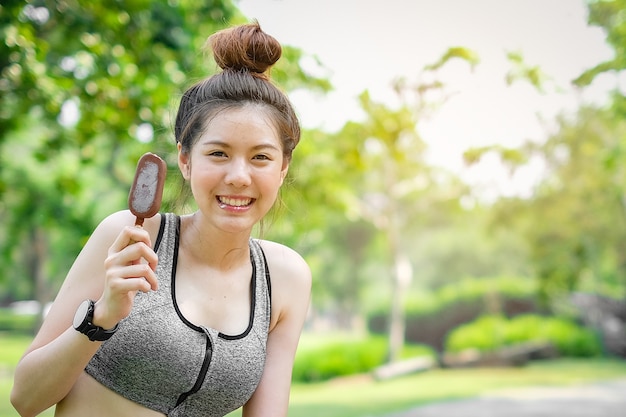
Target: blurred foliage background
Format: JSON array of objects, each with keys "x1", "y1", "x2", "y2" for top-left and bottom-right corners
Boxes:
[{"x1": 1, "y1": 0, "x2": 626, "y2": 370}]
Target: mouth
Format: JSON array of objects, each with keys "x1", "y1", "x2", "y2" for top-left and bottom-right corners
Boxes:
[{"x1": 217, "y1": 196, "x2": 254, "y2": 208}]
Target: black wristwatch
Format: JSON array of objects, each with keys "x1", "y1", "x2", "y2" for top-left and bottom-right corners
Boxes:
[{"x1": 73, "y1": 299, "x2": 118, "y2": 341}]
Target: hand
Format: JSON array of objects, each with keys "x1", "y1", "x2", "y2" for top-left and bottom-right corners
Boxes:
[{"x1": 94, "y1": 226, "x2": 159, "y2": 328}]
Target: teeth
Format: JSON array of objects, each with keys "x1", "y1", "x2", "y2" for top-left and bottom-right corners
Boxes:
[{"x1": 219, "y1": 196, "x2": 252, "y2": 207}]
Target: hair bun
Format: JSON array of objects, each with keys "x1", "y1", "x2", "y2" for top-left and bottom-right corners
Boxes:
[{"x1": 208, "y1": 21, "x2": 282, "y2": 75}]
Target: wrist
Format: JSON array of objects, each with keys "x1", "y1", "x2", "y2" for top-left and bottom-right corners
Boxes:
[
  {"x1": 91, "y1": 300, "x2": 119, "y2": 331},
  {"x1": 73, "y1": 300, "x2": 119, "y2": 341}
]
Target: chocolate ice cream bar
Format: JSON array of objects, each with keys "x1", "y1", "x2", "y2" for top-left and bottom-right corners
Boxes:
[{"x1": 128, "y1": 152, "x2": 167, "y2": 227}]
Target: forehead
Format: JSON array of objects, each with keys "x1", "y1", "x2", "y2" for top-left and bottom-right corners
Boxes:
[{"x1": 203, "y1": 105, "x2": 280, "y2": 139}]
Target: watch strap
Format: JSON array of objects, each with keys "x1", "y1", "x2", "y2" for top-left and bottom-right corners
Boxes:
[
  {"x1": 75, "y1": 299, "x2": 119, "y2": 341},
  {"x1": 83, "y1": 321, "x2": 119, "y2": 341}
]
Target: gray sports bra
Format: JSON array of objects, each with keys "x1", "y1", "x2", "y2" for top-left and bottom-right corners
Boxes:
[{"x1": 85, "y1": 213, "x2": 271, "y2": 417}]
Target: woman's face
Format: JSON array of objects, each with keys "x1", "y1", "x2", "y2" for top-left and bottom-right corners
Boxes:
[{"x1": 178, "y1": 105, "x2": 288, "y2": 234}]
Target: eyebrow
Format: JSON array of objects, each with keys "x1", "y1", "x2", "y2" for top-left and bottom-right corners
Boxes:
[{"x1": 199, "y1": 140, "x2": 281, "y2": 152}]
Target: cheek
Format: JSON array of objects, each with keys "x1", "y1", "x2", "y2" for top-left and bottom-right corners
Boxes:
[
  {"x1": 259, "y1": 171, "x2": 284, "y2": 194},
  {"x1": 187, "y1": 165, "x2": 219, "y2": 191}
]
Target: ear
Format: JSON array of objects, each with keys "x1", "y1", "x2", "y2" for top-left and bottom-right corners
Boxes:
[
  {"x1": 280, "y1": 162, "x2": 289, "y2": 186},
  {"x1": 177, "y1": 142, "x2": 191, "y2": 180}
]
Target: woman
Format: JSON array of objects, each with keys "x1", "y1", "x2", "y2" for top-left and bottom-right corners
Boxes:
[{"x1": 11, "y1": 22, "x2": 311, "y2": 417}]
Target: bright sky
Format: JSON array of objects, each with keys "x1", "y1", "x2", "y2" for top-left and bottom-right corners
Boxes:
[{"x1": 237, "y1": 0, "x2": 616, "y2": 199}]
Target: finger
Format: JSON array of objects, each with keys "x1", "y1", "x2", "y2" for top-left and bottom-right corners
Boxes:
[
  {"x1": 112, "y1": 277, "x2": 154, "y2": 294},
  {"x1": 109, "y1": 226, "x2": 152, "y2": 254},
  {"x1": 127, "y1": 247, "x2": 158, "y2": 280},
  {"x1": 132, "y1": 244, "x2": 158, "y2": 272},
  {"x1": 108, "y1": 239, "x2": 158, "y2": 271},
  {"x1": 117, "y1": 263, "x2": 159, "y2": 292},
  {"x1": 107, "y1": 269, "x2": 155, "y2": 293}
]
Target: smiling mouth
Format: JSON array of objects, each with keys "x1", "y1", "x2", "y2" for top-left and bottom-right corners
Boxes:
[{"x1": 217, "y1": 196, "x2": 254, "y2": 208}]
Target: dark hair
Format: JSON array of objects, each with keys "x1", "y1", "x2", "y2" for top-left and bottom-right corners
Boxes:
[{"x1": 174, "y1": 22, "x2": 300, "y2": 162}]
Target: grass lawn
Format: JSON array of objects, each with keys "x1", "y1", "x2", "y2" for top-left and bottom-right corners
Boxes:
[
  {"x1": 282, "y1": 358, "x2": 626, "y2": 417},
  {"x1": 1, "y1": 333, "x2": 55, "y2": 417},
  {"x1": 3, "y1": 332, "x2": 626, "y2": 417}
]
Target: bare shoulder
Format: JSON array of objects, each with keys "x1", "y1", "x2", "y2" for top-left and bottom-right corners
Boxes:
[
  {"x1": 257, "y1": 240, "x2": 311, "y2": 330},
  {"x1": 24, "y1": 211, "x2": 163, "y2": 353},
  {"x1": 257, "y1": 240, "x2": 311, "y2": 287},
  {"x1": 95, "y1": 210, "x2": 162, "y2": 242}
]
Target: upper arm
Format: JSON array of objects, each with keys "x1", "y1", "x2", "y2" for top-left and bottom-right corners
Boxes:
[
  {"x1": 242, "y1": 241, "x2": 311, "y2": 417},
  {"x1": 22, "y1": 211, "x2": 161, "y2": 357}
]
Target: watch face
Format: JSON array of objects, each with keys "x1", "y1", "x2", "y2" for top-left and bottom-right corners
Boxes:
[{"x1": 73, "y1": 300, "x2": 91, "y2": 329}]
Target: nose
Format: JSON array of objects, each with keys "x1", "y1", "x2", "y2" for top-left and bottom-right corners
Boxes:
[{"x1": 224, "y1": 158, "x2": 252, "y2": 187}]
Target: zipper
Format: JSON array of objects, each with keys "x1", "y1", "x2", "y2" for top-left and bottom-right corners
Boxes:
[{"x1": 175, "y1": 327, "x2": 213, "y2": 407}]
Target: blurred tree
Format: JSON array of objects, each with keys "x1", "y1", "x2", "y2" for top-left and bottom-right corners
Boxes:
[
  {"x1": 574, "y1": 0, "x2": 626, "y2": 230},
  {"x1": 406, "y1": 206, "x2": 531, "y2": 290},
  {"x1": 0, "y1": 1, "x2": 330, "y2": 319},
  {"x1": 574, "y1": 0, "x2": 626, "y2": 91},
  {"x1": 490, "y1": 107, "x2": 626, "y2": 305},
  {"x1": 462, "y1": 0, "x2": 626, "y2": 307},
  {"x1": 312, "y1": 47, "x2": 477, "y2": 362},
  {"x1": 575, "y1": 0, "x2": 626, "y2": 236},
  {"x1": 0, "y1": 1, "x2": 241, "y2": 312}
]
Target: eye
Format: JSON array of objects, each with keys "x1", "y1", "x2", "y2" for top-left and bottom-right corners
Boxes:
[
  {"x1": 208, "y1": 150, "x2": 227, "y2": 158},
  {"x1": 253, "y1": 154, "x2": 271, "y2": 161}
]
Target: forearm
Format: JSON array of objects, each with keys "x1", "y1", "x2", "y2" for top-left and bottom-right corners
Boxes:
[
  {"x1": 11, "y1": 212, "x2": 155, "y2": 417},
  {"x1": 11, "y1": 327, "x2": 102, "y2": 417}
]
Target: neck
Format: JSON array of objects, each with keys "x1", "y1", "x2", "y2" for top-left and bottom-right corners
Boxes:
[{"x1": 179, "y1": 213, "x2": 251, "y2": 271}]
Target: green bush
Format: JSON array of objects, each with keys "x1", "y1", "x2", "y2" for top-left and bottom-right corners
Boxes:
[
  {"x1": 376, "y1": 276, "x2": 538, "y2": 318},
  {"x1": 445, "y1": 314, "x2": 602, "y2": 357},
  {"x1": 0, "y1": 309, "x2": 38, "y2": 333},
  {"x1": 292, "y1": 334, "x2": 434, "y2": 383},
  {"x1": 369, "y1": 276, "x2": 539, "y2": 351}
]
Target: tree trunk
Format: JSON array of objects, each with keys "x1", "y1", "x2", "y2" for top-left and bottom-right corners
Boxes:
[
  {"x1": 387, "y1": 236, "x2": 412, "y2": 362},
  {"x1": 28, "y1": 225, "x2": 49, "y2": 332}
]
